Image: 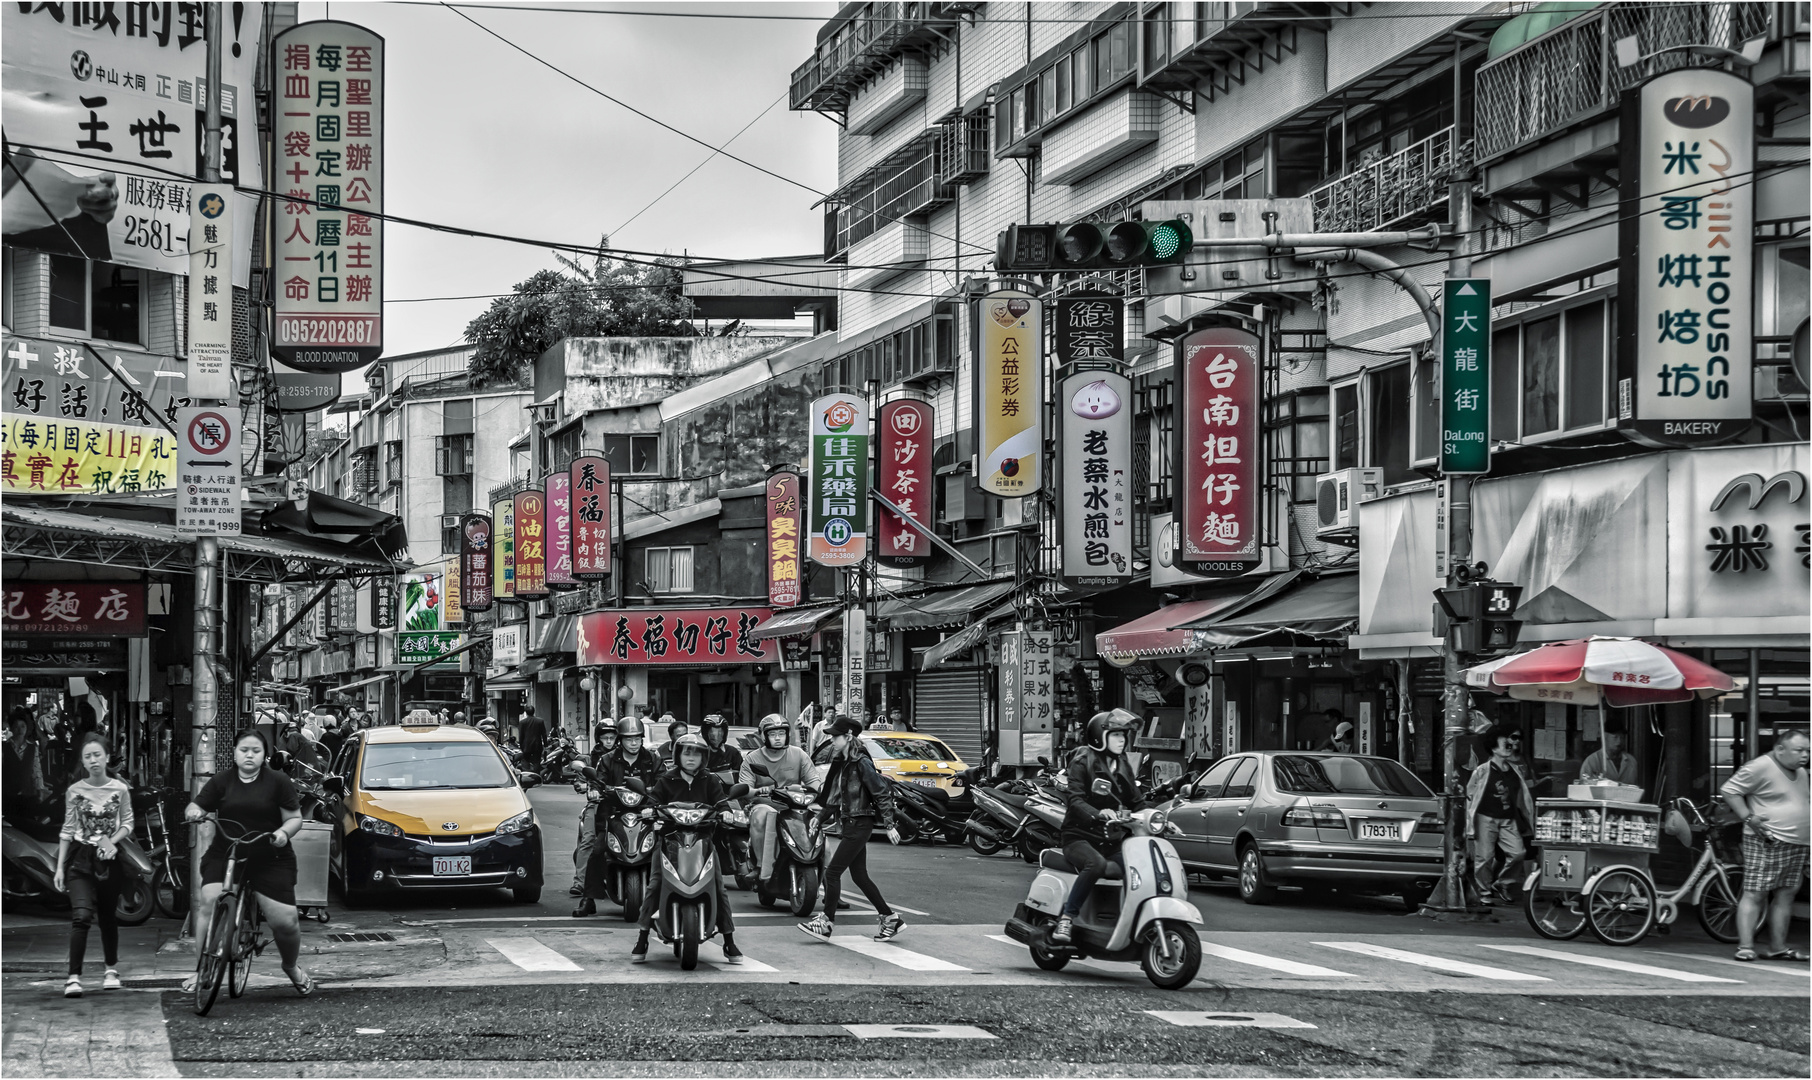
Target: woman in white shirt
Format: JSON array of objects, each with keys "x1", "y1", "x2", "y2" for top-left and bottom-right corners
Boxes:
[{"x1": 53, "y1": 733, "x2": 133, "y2": 997}]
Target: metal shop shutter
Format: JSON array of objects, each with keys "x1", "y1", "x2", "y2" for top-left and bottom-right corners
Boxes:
[{"x1": 911, "y1": 667, "x2": 987, "y2": 765}]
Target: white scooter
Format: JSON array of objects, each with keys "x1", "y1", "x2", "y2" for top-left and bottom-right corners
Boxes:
[{"x1": 1003, "y1": 807, "x2": 1204, "y2": 989}]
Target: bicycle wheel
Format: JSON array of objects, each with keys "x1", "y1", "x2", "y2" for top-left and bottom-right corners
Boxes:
[
  {"x1": 1696, "y1": 867, "x2": 1743, "y2": 944},
  {"x1": 191, "y1": 896, "x2": 235, "y2": 1016},
  {"x1": 1523, "y1": 885, "x2": 1588, "y2": 940},
  {"x1": 228, "y1": 893, "x2": 257, "y2": 998},
  {"x1": 1586, "y1": 867, "x2": 1657, "y2": 946}
]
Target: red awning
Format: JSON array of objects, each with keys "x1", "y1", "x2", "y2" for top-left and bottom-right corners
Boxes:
[{"x1": 1096, "y1": 592, "x2": 1251, "y2": 660}]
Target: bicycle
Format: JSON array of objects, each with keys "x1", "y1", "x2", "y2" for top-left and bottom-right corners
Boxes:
[
  {"x1": 133, "y1": 788, "x2": 189, "y2": 920},
  {"x1": 190, "y1": 817, "x2": 274, "y2": 1016}
]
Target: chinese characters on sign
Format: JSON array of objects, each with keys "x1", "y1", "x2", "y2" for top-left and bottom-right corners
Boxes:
[
  {"x1": 1622, "y1": 69, "x2": 1754, "y2": 447},
  {"x1": 544, "y1": 472, "x2": 575, "y2": 588},
  {"x1": 442, "y1": 556, "x2": 463, "y2": 623},
  {"x1": 1055, "y1": 294, "x2": 1124, "y2": 366},
  {"x1": 569, "y1": 453, "x2": 611, "y2": 579},
  {"x1": 269, "y1": 20, "x2": 383, "y2": 373},
  {"x1": 766, "y1": 471, "x2": 802, "y2": 608},
  {"x1": 186, "y1": 184, "x2": 234, "y2": 399},
  {"x1": 2, "y1": 583, "x2": 146, "y2": 636},
  {"x1": 1440, "y1": 279, "x2": 1492, "y2": 475},
  {"x1": 808, "y1": 394, "x2": 868, "y2": 565},
  {"x1": 370, "y1": 575, "x2": 396, "y2": 630},
  {"x1": 1059, "y1": 370, "x2": 1132, "y2": 587},
  {"x1": 513, "y1": 489, "x2": 547, "y2": 598},
  {"x1": 399, "y1": 630, "x2": 461, "y2": 667},
  {"x1": 876, "y1": 399, "x2": 932, "y2": 568},
  {"x1": 577, "y1": 607, "x2": 777, "y2": 666},
  {"x1": 174, "y1": 406, "x2": 239, "y2": 536},
  {"x1": 459, "y1": 511, "x2": 493, "y2": 612},
  {"x1": 842, "y1": 606, "x2": 866, "y2": 718},
  {"x1": 1178, "y1": 327, "x2": 1260, "y2": 574},
  {"x1": 978, "y1": 289, "x2": 1042, "y2": 496},
  {"x1": 997, "y1": 630, "x2": 1053, "y2": 766},
  {"x1": 491, "y1": 496, "x2": 515, "y2": 600}
]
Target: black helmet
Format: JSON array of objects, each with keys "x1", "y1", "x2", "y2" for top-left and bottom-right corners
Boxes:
[
  {"x1": 1085, "y1": 709, "x2": 1139, "y2": 753},
  {"x1": 615, "y1": 716, "x2": 645, "y2": 740},
  {"x1": 596, "y1": 717, "x2": 617, "y2": 738},
  {"x1": 700, "y1": 713, "x2": 728, "y2": 746}
]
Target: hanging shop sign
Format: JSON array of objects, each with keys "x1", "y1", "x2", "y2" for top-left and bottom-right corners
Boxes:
[
  {"x1": 1055, "y1": 293, "x2": 1124, "y2": 365},
  {"x1": 1440, "y1": 279, "x2": 1492, "y2": 475},
  {"x1": 780, "y1": 637, "x2": 812, "y2": 672},
  {"x1": 544, "y1": 471, "x2": 575, "y2": 589},
  {"x1": 1059, "y1": 369, "x2": 1133, "y2": 587},
  {"x1": 766, "y1": 470, "x2": 803, "y2": 607},
  {"x1": 2, "y1": 582, "x2": 146, "y2": 636},
  {"x1": 876, "y1": 399, "x2": 933, "y2": 568},
  {"x1": 399, "y1": 630, "x2": 461, "y2": 666},
  {"x1": 512, "y1": 488, "x2": 547, "y2": 598},
  {"x1": 491, "y1": 496, "x2": 515, "y2": 600},
  {"x1": 808, "y1": 394, "x2": 868, "y2": 565},
  {"x1": 399, "y1": 570, "x2": 445, "y2": 632},
  {"x1": 1177, "y1": 326, "x2": 1261, "y2": 574},
  {"x1": 997, "y1": 629, "x2": 1055, "y2": 767},
  {"x1": 269, "y1": 20, "x2": 384, "y2": 373},
  {"x1": 325, "y1": 579, "x2": 356, "y2": 632},
  {"x1": 977, "y1": 289, "x2": 1043, "y2": 496},
  {"x1": 570, "y1": 453, "x2": 611, "y2": 579},
  {"x1": 459, "y1": 511, "x2": 493, "y2": 613},
  {"x1": 491, "y1": 622, "x2": 525, "y2": 670},
  {"x1": 370, "y1": 574, "x2": 396, "y2": 630},
  {"x1": 577, "y1": 606, "x2": 777, "y2": 666},
  {"x1": 175, "y1": 405, "x2": 240, "y2": 536},
  {"x1": 442, "y1": 556, "x2": 463, "y2": 624},
  {"x1": 842, "y1": 606, "x2": 867, "y2": 718},
  {"x1": 186, "y1": 184, "x2": 235, "y2": 399},
  {"x1": 1619, "y1": 68, "x2": 1755, "y2": 448}
]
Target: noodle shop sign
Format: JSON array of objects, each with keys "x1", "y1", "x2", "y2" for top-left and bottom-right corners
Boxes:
[
  {"x1": 579, "y1": 607, "x2": 776, "y2": 666},
  {"x1": 3, "y1": 582, "x2": 145, "y2": 636}
]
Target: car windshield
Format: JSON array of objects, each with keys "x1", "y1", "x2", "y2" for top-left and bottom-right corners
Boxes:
[
  {"x1": 360, "y1": 741, "x2": 514, "y2": 790},
  {"x1": 864, "y1": 736, "x2": 956, "y2": 762},
  {"x1": 1272, "y1": 755, "x2": 1432, "y2": 797}
]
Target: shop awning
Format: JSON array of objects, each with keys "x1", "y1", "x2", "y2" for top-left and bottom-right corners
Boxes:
[
  {"x1": 322, "y1": 673, "x2": 390, "y2": 695},
  {"x1": 1183, "y1": 572, "x2": 1361, "y2": 646},
  {"x1": 749, "y1": 605, "x2": 841, "y2": 641},
  {"x1": 533, "y1": 614, "x2": 578, "y2": 656},
  {"x1": 485, "y1": 675, "x2": 532, "y2": 692},
  {"x1": 921, "y1": 601, "x2": 1015, "y2": 671},
  {"x1": 1096, "y1": 595, "x2": 1248, "y2": 662},
  {"x1": 877, "y1": 581, "x2": 1015, "y2": 630}
]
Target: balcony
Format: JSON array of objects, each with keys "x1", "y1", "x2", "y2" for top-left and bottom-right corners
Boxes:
[
  {"x1": 1475, "y1": 2, "x2": 1774, "y2": 162},
  {"x1": 935, "y1": 110, "x2": 990, "y2": 187},
  {"x1": 1307, "y1": 126, "x2": 1470, "y2": 234},
  {"x1": 826, "y1": 131, "x2": 953, "y2": 262},
  {"x1": 790, "y1": 2, "x2": 971, "y2": 115},
  {"x1": 1139, "y1": 2, "x2": 1327, "y2": 109}
]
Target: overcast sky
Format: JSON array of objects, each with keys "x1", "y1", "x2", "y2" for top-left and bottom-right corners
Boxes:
[{"x1": 298, "y1": 1, "x2": 840, "y2": 367}]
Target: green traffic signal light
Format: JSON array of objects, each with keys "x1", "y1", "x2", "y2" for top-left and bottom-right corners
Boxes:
[{"x1": 1144, "y1": 218, "x2": 1193, "y2": 265}]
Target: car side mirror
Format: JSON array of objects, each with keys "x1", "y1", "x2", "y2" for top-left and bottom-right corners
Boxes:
[
  {"x1": 1178, "y1": 784, "x2": 1194, "y2": 801},
  {"x1": 322, "y1": 775, "x2": 345, "y2": 797}
]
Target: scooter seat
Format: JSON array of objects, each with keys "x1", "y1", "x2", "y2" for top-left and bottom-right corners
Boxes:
[
  {"x1": 1038, "y1": 848, "x2": 1121, "y2": 879},
  {"x1": 994, "y1": 791, "x2": 1033, "y2": 809}
]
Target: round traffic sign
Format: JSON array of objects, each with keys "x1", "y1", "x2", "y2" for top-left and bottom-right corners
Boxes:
[{"x1": 186, "y1": 411, "x2": 232, "y2": 455}]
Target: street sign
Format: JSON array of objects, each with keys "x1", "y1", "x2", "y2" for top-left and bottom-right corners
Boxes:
[
  {"x1": 876, "y1": 399, "x2": 932, "y2": 568},
  {"x1": 1177, "y1": 327, "x2": 1261, "y2": 574},
  {"x1": 977, "y1": 289, "x2": 1043, "y2": 496},
  {"x1": 808, "y1": 394, "x2": 869, "y2": 566},
  {"x1": 1440, "y1": 278, "x2": 1492, "y2": 475},
  {"x1": 570, "y1": 454, "x2": 611, "y2": 579},
  {"x1": 175, "y1": 406, "x2": 240, "y2": 536},
  {"x1": 843, "y1": 606, "x2": 866, "y2": 718},
  {"x1": 766, "y1": 471, "x2": 802, "y2": 607},
  {"x1": 459, "y1": 512, "x2": 493, "y2": 613},
  {"x1": 1059, "y1": 369, "x2": 1132, "y2": 587},
  {"x1": 186, "y1": 184, "x2": 234, "y2": 400}
]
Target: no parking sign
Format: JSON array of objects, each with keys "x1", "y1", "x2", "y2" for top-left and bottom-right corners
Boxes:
[{"x1": 176, "y1": 407, "x2": 241, "y2": 537}]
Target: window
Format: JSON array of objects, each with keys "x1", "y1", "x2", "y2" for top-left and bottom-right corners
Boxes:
[
  {"x1": 442, "y1": 473, "x2": 472, "y2": 516},
  {"x1": 602, "y1": 433, "x2": 658, "y2": 476},
  {"x1": 645, "y1": 546, "x2": 695, "y2": 593},
  {"x1": 1055, "y1": 52, "x2": 1072, "y2": 113},
  {"x1": 46, "y1": 256, "x2": 143, "y2": 343},
  {"x1": 997, "y1": 16, "x2": 1134, "y2": 151},
  {"x1": 1522, "y1": 314, "x2": 1562, "y2": 437},
  {"x1": 1490, "y1": 326, "x2": 1518, "y2": 442},
  {"x1": 1267, "y1": 391, "x2": 1328, "y2": 502},
  {"x1": 1564, "y1": 304, "x2": 1606, "y2": 430},
  {"x1": 1414, "y1": 354, "x2": 1438, "y2": 463},
  {"x1": 1142, "y1": 5, "x2": 1170, "y2": 75},
  {"x1": 1221, "y1": 757, "x2": 1258, "y2": 799},
  {"x1": 359, "y1": 741, "x2": 514, "y2": 791},
  {"x1": 1, "y1": 248, "x2": 14, "y2": 328},
  {"x1": 1332, "y1": 383, "x2": 1359, "y2": 470},
  {"x1": 1491, "y1": 298, "x2": 1614, "y2": 445},
  {"x1": 443, "y1": 399, "x2": 473, "y2": 435},
  {"x1": 382, "y1": 440, "x2": 402, "y2": 488},
  {"x1": 1368, "y1": 365, "x2": 1412, "y2": 485},
  {"x1": 1192, "y1": 756, "x2": 1240, "y2": 800},
  {"x1": 1272, "y1": 755, "x2": 1433, "y2": 797},
  {"x1": 435, "y1": 434, "x2": 473, "y2": 476},
  {"x1": 1039, "y1": 65, "x2": 1058, "y2": 126}
]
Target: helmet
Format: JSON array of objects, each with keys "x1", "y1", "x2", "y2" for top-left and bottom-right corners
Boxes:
[
  {"x1": 596, "y1": 716, "x2": 616, "y2": 734},
  {"x1": 672, "y1": 732, "x2": 709, "y2": 767},
  {"x1": 477, "y1": 719, "x2": 499, "y2": 736},
  {"x1": 1085, "y1": 709, "x2": 1139, "y2": 753},
  {"x1": 615, "y1": 716, "x2": 645, "y2": 740},
  {"x1": 758, "y1": 713, "x2": 789, "y2": 747},
  {"x1": 700, "y1": 713, "x2": 728, "y2": 746}
]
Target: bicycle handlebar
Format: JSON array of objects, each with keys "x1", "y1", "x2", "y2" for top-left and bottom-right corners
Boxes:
[{"x1": 199, "y1": 814, "x2": 276, "y2": 847}]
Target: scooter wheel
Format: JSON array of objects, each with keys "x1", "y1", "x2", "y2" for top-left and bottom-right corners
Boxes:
[
  {"x1": 1029, "y1": 940, "x2": 1070, "y2": 971},
  {"x1": 1140, "y1": 920, "x2": 1201, "y2": 990},
  {"x1": 966, "y1": 832, "x2": 1004, "y2": 857}
]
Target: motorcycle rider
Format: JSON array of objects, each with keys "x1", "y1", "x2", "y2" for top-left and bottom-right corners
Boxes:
[
  {"x1": 588, "y1": 717, "x2": 618, "y2": 769},
  {"x1": 658, "y1": 715, "x2": 689, "y2": 766},
  {"x1": 699, "y1": 714, "x2": 743, "y2": 777},
  {"x1": 574, "y1": 716, "x2": 663, "y2": 917},
  {"x1": 1051, "y1": 709, "x2": 1145, "y2": 946},
  {"x1": 570, "y1": 718, "x2": 617, "y2": 897},
  {"x1": 632, "y1": 732, "x2": 742, "y2": 965},
  {"x1": 737, "y1": 714, "x2": 815, "y2": 885}
]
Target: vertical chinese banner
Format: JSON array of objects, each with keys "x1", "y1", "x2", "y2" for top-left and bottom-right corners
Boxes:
[
  {"x1": 766, "y1": 471, "x2": 803, "y2": 608},
  {"x1": 187, "y1": 185, "x2": 234, "y2": 399},
  {"x1": 1178, "y1": 327, "x2": 1261, "y2": 575},
  {"x1": 491, "y1": 496, "x2": 516, "y2": 600},
  {"x1": 371, "y1": 575, "x2": 396, "y2": 630},
  {"x1": 1440, "y1": 279, "x2": 1492, "y2": 474},
  {"x1": 1020, "y1": 630, "x2": 1055, "y2": 762},
  {"x1": 875, "y1": 399, "x2": 932, "y2": 568},
  {"x1": 459, "y1": 511, "x2": 492, "y2": 613},
  {"x1": 569, "y1": 453, "x2": 611, "y2": 579},
  {"x1": 808, "y1": 394, "x2": 868, "y2": 565},
  {"x1": 443, "y1": 556, "x2": 463, "y2": 624},
  {"x1": 1619, "y1": 68, "x2": 1754, "y2": 447},
  {"x1": 545, "y1": 471, "x2": 575, "y2": 588},
  {"x1": 269, "y1": 20, "x2": 384, "y2": 374},
  {"x1": 842, "y1": 607, "x2": 866, "y2": 719},
  {"x1": 513, "y1": 489, "x2": 547, "y2": 598},
  {"x1": 1059, "y1": 370, "x2": 1132, "y2": 586},
  {"x1": 977, "y1": 289, "x2": 1042, "y2": 496},
  {"x1": 997, "y1": 629, "x2": 1024, "y2": 765}
]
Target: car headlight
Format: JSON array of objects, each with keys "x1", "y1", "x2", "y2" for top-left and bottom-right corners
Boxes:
[
  {"x1": 606, "y1": 834, "x2": 622, "y2": 854},
  {"x1": 496, "y1": 810, "x2": 535, "y2": 835},
  {"x1": 358, "y1": 814, "x2": 403, "y2": 838}
]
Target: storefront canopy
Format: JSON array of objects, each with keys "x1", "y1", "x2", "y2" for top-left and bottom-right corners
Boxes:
[
  {"x1": 878, "y1": 581, "x2": 1015, "y2": 630},
  {"x1": 533, "y1": 614, "x2": 578, "y2": 656},
  {"x1": 1183, "y1": 572, "x2": 1361, "y2": 646},
  {"x1": 748, "y1": 605, "x2": 841, "y2": 641},
  {"x1": 921, "y1": 601, "x2": 1016, "y2": 671},
  {"x1": 1094, "y1": 575, "x2": 1296, "y2": 662}
]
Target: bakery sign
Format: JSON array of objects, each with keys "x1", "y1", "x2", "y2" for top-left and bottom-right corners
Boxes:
[{"x1": 3, "y1": 582, "x2": 146, "y2": 635}]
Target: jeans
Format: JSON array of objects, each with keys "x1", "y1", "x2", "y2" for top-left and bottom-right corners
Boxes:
[
  {"x1": 749, "y1": 803, "x2": 780, "y2": 881},
  {"x1": 572, "y1": 804, "x2": 597, "y2": 891},
  {"x1": 65, "y1": 846, "x2": 120, "y2": 977},
  {"x1": 1061, "y1": 839, "x2": 1122, "y2": 918},
  {"x1": 1471, "y1": 815, "x2": 1526, "y2": 894},
  {"x1": 823, "y1": 815, "x2": 892, "y2": 919}
]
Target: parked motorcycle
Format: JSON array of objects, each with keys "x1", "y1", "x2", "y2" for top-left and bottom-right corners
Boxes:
[
  {"x1": 887, "y1": 775, "x2": 969, "y2": 845},
  {"x1": 965, "y1": 776, "x2": 1064, "y2": 861},
  {"x1": 579, "y1": 765, "x2": 655, "y2": 921},
  {"x1": 541, "y1": 734, "x2": 580, "y2": 784},
  {"x1": 745, "y1": 761, "x2": 824, "y2": 917},
  {"x1": 2, "y1": 818, "x2": 157, "y2": 926},
  {"x1": 1003, "y1": 807, "x2": 1203, "y2": 989},
  {"x1": 642, "y1": 780, "x2": 751, "y2": 970}
]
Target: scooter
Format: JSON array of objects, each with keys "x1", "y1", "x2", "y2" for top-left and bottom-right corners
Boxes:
[
  {"x1": 966, "y1": 781, "x2": 1064, "y2": 861},
  {"x1": 645, "y1": 781, "x2": 751, "y2": 970},
  {"x1": 2, "y1": 818, "x2": 157, "y2": 926},
  {"x1": 1003, "y1": 807, "x2": 1203, "y2": 990},
  {"x1": 745, "y1": 761, "x2": 824, "y2": 917},
  {"x1": 712, "y1": 769, "x2": 759, "y2": 891},
  {"x1": 888, "y1": 775, "x2": 969, "y2": 845},
  {"x1": 595, "y1": 774, "x2": 655, "y2": 922}
]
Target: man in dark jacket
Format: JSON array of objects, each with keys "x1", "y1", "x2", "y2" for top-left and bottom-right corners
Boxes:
[
  {"x1": 797, "y1": 716, "x2": 906, "y2": 943},
  {"x1": 631, "y1": 733, "x2": 742, "y2": 964},
  {"x1": 518, "y1": 707, "x2": 547, "y2": 771},
  {"x1": 1052, "y1": 710, "x2": 1146, "y2": 945},
  {"x1": 576, "y1": 716, "x2": 664, "y2": 917},
  {"x1": 699, "y1": 714, "x2": 743, "y2": 778}
]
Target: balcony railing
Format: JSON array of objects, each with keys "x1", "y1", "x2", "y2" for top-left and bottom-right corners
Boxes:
[
  {"x1": 827, "y1": 132, "x2": 953, "y2": 260},
  {"x1": 790, "y1": 2, "x2": 970, "y2": 114},
  {"x1": 1307, "y1": 126, "x2": 1470, "y2": 234},
  {"x1": 1475, "y1": 2, "x2": 1774, "y2": 161}
]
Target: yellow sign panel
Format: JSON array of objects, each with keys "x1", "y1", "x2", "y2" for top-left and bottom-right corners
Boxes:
[
  {"x1": 978, "y1": 289, "x2": 1042, "y2": 496},
  {"x1": 2, "y1": 416, "x2": 178, "y2": 494}
]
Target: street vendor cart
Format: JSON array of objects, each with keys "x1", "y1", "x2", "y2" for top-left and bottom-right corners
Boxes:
[{"x1": 1522, "y1": 792, "x2": 1664, "y2": 945}]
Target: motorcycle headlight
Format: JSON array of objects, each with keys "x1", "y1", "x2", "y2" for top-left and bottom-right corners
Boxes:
[
  {"x1": 669, "y1": 807, "x2": 707, "y2": 827},
  {"x1": 496, "y1": 810, "x2": 535, "y2": 836},
  {"x1": 606, "y1": 834, "x2": 623, "y2": 854},
  {"x1": 358, "y1": 815, "x2": 403, "y2": 839},
  {"x1": 722, "y1": 809, "x2": 748, "y2": 826},
  {"x1": 620, "y1": 790, "x2": 643, "y2": 806},
  {"x1": 640, "y1": 832, "x2": 657, "y2": 853}
]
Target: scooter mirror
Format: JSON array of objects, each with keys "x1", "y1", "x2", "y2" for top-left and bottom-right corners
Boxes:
[
  {"x1": 1036, "y1": 756, "x2": 1050, "y2": 767},
  {"x1": 747, "y1": 762, "x2": 771, "y2": 779},
  {"x1": 580, "y1": 765, "x2": 600, "y2": 782},
  {"x1": 520, "y1": 771, "x2": 541, "y2": 789},
  {"x1": 322, "y1": 775, "x2": 345, "y2": 797},
  {"x1": 625, "y1": 777, "x2": 649, "y2": 795},
  {"x1": 726, "y1": 783, "x2": 750, "y2": 800}
]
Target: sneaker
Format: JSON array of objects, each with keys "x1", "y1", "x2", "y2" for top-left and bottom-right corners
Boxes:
[
  {"x1": 1049, "y1": 915, "x2": 1074, "y2": 945},
  {"x1": 631, "y1": 932, "x2": 649, "y2": 963},
  {"x1": 102, "y1": 969, "x2": 121, "y2": 990},
  {"x1": 873, "y1": 913, "x2": 906, "y2": 942},
  {"x1": 63, "y1": 976, "x2": 82, "y2": 998},
  {"x1": 721, "y1": 938, "x2": 744, "y2": 965},
  {"x1": 568, "y1": 884, "x2": 583, "y2": 896},
  {"x1": 797, "y1": 913, "x2": 834, "y2": 941}
]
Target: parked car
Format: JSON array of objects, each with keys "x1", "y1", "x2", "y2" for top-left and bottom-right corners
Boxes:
[
  {"x1": 1159, "y1": 751, "x2": 1442, "y2": 910},
  {"x1": 861, "y1": 732, "x2": 969, "y2": 797}
]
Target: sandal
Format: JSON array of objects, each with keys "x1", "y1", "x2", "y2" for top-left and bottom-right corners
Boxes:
[
  {"x1": 285, "y1": 966, "x2": 316, "y2": 997},
  {"x1": 180, "y1": 974, "x2": 198, "y2": 993},
  {"x1": 1761, "y1": 949, "x2": 1810, "y2": 962},
  {"x1": 1734, "y1": 947, "x2": 1758, "y2": 961}
]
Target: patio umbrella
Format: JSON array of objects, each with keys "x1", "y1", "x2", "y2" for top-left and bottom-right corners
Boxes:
[{"x1": 1462, "y1": 636, "x2": 1737, "y2": 708}]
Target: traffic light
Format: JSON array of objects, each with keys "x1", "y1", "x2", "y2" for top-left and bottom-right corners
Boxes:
[
  {"x1": 996, "y1": 218, "x2": 1193, "y2": 273},
  {"x1": 1432, "y1": 581, "x2": 1523, "y2": 654}
]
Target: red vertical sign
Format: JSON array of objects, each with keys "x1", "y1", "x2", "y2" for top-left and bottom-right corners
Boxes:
[
  {"x1": 876, "y1": 399, "x2": 933, "y2": 568},
  {"x1": 570, "y1": 453, "x2": 611, "y2": 579},
  {"x1": 545, "y1": 472, "x2": 575, "y2": 589},
  {"x1": 1178, "y1": 327, "x2": 1262, "y2": 575},
  {"x1": 513, "y1": 489, "x2": 548, "y2": 597},
  {"x1": 459, "y1": 511, "x2": 493, "y2": 612},
  {"x1": 766, "y1": 471, "x2": 803, "y2": 608}
]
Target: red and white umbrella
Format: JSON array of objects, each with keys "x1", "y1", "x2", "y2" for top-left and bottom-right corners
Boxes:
[{"x1": 1463, "y1": 636, "x2": 1736, "y2": 708}]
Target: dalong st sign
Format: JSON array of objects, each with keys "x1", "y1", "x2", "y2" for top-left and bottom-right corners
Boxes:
[
  {"x1": 1178, "y1": 326, "x2": 1261, "y2": 574},
  {"x1": 876, "y1": 399, "x2": 932, "y2": 568}
]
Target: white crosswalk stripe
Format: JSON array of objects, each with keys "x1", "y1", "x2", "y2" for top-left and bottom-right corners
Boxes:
[
  {"x1": 1652, "y1": 951, "x2": 1812, "y2": 979},
  {"x1": 1478, "y1": 943, "x2": 1742, "y2": 983},
  {"x1": 825, "y1": 937, "x2": 969, "y2": 971},
  {"x1": 1201, "y1": 941, "x2": 1356, "y2": 978},
  {"x1": 486, "y1": 937, "x2": 584, "y2": 972},
  {"x1": 1313, "y1": 941, "x2": 1549, "y2": 981}
]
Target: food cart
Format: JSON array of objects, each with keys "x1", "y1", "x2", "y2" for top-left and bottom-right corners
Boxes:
[{"x1": 1523, "y1": 785, "x2": 1663, "y2": 945}]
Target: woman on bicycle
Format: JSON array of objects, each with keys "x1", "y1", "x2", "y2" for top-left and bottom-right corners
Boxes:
[
  {"x1": 183, "y1": 730, "x2": 313, "y2": 996},
  {"x1": 54, "y1": 733, "x2": 133, "y2": 997}
]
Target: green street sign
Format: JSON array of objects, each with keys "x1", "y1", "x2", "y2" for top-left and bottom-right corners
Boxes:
[{"x1": 1440, "y1": 278, "x2": 1491, "y2": 475}]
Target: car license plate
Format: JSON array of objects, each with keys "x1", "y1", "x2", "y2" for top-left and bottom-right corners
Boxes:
[
  {"x1": 910, "y1": 777, "x2": 939, "y2": 788},
  {"x1": 432, "y1": 856, "x2": 472, "y2": 876},
  {"x1": 1359, "y1": 821, "x2": 1403, "y2": 841}
]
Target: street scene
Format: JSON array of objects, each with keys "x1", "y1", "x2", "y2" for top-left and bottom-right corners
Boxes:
[{"x1": 2, "y1": 1, "x2": 1809, "y2": 1077}]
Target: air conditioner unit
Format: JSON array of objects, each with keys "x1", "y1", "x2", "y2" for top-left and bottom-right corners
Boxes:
[
  {"x1": 1315, "y1": 468, "x2": 1384, "y2": 538},
  {"x1": 441, "y1": 514, "x2": 461, "y2": 529}
]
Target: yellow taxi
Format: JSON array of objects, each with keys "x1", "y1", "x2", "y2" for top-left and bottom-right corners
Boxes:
[
  {"x1": 860, "y1": 731, "x2": 970, "y2": 796},
  {"x1": 324, "y1": 721, "x2": 544, "y2": 904}
]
